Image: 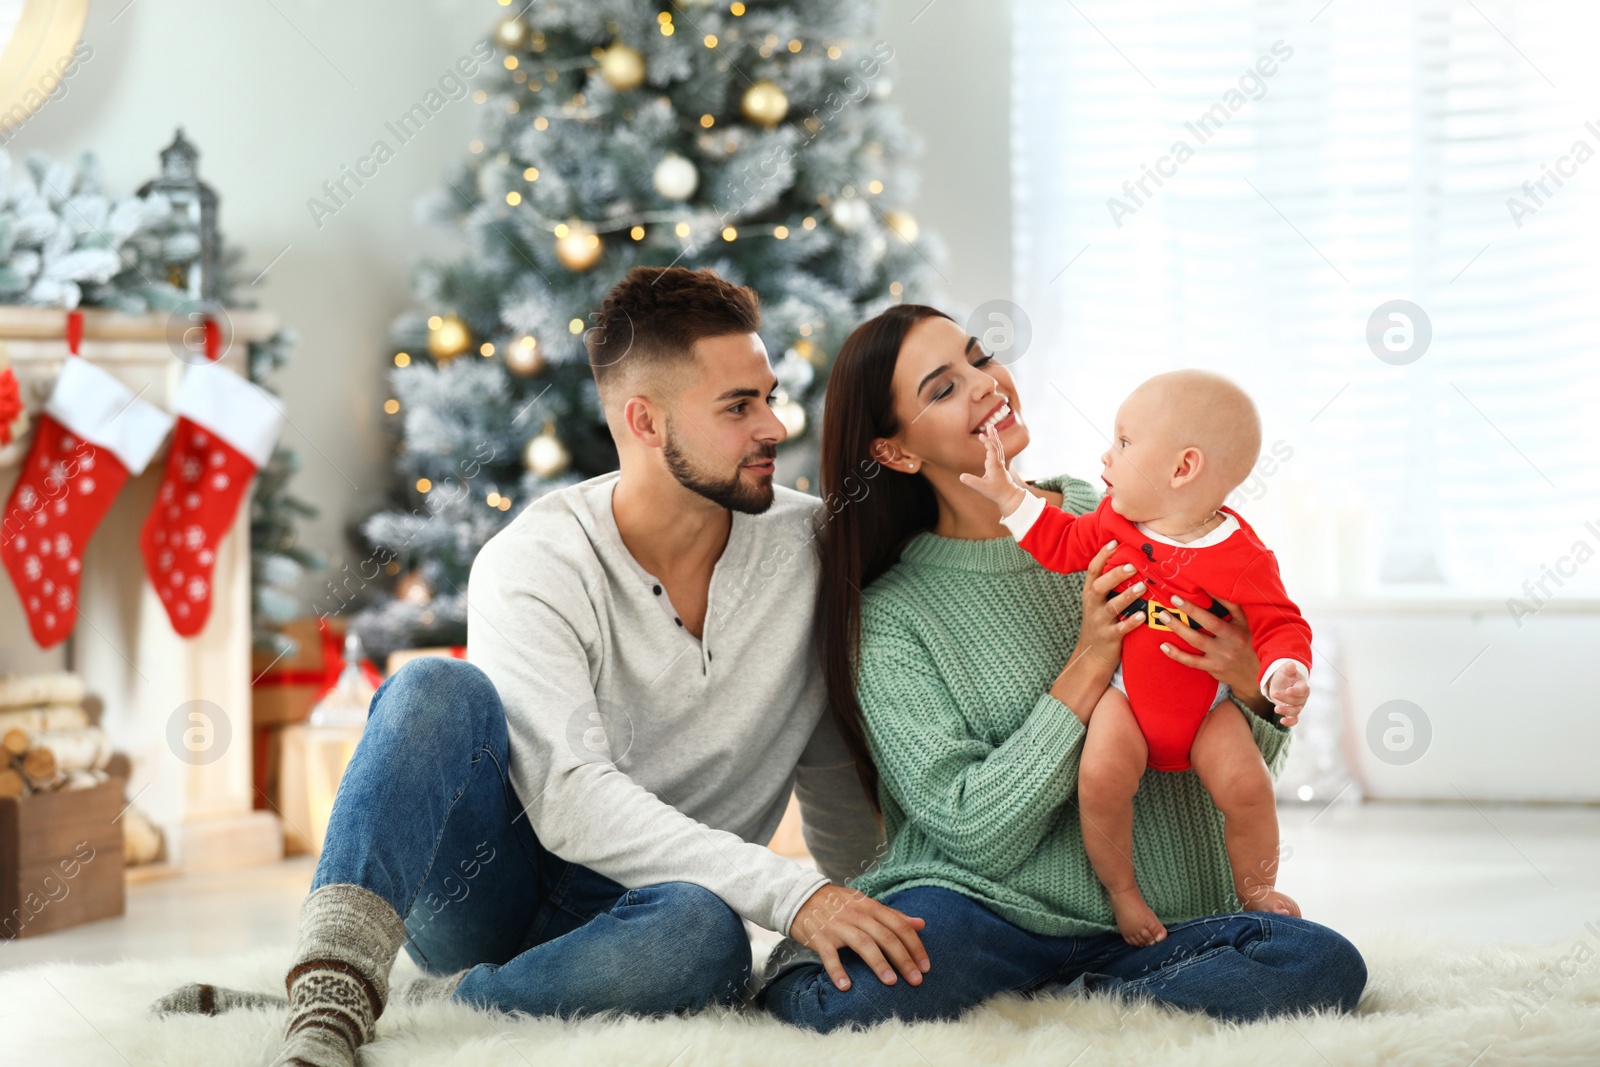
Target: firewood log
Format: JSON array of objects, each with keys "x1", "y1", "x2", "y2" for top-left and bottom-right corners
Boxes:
[
  {"x1": 0, "y1": 672, "x2": 85, "y2": 710},
  {"x1": 0, "y1": 705, "x2": 91, "y2": 734},
  {"x1": 1, "y1": 726, "x2": 28, "y2": 756},
  {"x1": 21, "y1": 746, "x2": 56, "y2": 786},
  {"x1": 25, "y1": 727, "x2": 112, "y2": 773},
  {"x1": 0, "y1": 767, "x2": 23, "y2": 798}
]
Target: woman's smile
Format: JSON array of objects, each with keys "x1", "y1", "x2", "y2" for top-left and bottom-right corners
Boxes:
[{"x1": 972, "y1": 400, "x2": 1016, "y2": 435}]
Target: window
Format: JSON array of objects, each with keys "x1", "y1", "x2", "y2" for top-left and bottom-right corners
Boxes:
[{"x1": 1011, "y1": 0, "x2": 1600, "y2": 600}]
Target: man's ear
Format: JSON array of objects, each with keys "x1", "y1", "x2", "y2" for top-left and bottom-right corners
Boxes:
[
  {"x1": 1170, "y1": 446, "x2": 1206, "y2": 488},
  {"x1": 623, "y1": 394, "x2": 667, "y2": 449}
]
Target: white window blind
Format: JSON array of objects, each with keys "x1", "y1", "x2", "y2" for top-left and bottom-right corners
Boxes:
[{"x1": 1011, "y1": 0, "x2": 1600, "y2": 603}]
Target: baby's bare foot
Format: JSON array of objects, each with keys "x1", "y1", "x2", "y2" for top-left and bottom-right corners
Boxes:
[
  {"x1": 1242, "y1": 888, "x2": 1302, "y2": 917},
  {"x1": 1108, "y1": 887, "x2": 1167, "y2": 946}
]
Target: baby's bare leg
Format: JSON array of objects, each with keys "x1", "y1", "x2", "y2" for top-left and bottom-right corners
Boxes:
[
  {"x1": 1078, "y1": 687, "x2": 1167, "y2": 945},
  {"x1": 1189, "y1": 701, "x2": 1300, "y2": 917}
]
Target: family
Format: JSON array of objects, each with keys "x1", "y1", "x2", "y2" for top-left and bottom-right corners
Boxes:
[{"x1": 153, "y1": 266, "x2": 1366, "y2": 1066}]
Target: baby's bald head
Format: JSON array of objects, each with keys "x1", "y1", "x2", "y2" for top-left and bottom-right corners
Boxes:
[{"x1": 1125, "y1": 370, "x2": 1261, "y2": 494}]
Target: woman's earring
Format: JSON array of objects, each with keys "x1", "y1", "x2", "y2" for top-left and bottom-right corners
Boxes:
[{"x1": 908, "y1": 461, "x2": 918, "y2": 471}]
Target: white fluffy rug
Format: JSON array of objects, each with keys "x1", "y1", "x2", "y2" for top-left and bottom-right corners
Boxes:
[{"x1": 4, "y1": 931, "x2": 1597, "y2": 1066}]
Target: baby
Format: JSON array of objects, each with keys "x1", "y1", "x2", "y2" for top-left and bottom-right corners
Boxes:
[{"x1": 961, "y1": 369, "x2": 1310, "y2": 945}]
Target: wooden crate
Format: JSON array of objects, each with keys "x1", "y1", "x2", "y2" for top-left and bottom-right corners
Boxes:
[{"x1": 0, "y1": 777, "x2": 126, "y2": 938}]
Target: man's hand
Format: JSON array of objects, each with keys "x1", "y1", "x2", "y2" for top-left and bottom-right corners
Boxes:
[
  {"x1": 790, "y1": 883, "x2": 930, "y2": 991},
  {"x1": 958, "y1": 425, "x2": 1028, "y2": 517},
  {"x1": 1265, "y1": 662, "x2": 1310, "y2": 727}
]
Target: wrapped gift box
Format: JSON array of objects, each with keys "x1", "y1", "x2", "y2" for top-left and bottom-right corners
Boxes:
[{"x1": 252, "y1": 617, "x2": 347, "y2": 728}]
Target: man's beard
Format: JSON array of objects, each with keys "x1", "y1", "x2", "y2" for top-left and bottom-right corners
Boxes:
[{"x1": 662, "y1": 429, "x2": 776, "y2": 515}]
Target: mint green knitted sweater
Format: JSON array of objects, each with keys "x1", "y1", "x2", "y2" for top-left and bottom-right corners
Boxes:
[{"x1": 847, "y1": 473, "x2": 1291, "y2": 937}]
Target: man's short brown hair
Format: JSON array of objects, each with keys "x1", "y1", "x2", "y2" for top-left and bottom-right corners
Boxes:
[{"x1": 586, "y1": 267, "x2": 762, "y2": 405}]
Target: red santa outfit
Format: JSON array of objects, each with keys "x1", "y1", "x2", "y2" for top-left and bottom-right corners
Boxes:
[{"x1": 1001, "y1": 491, "x2": 1311, "y2": 771}]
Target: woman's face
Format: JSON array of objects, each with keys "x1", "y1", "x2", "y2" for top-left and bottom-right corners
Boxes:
[{"x1": 872, "y1": 314, "x2": 1031, "y2": 477}]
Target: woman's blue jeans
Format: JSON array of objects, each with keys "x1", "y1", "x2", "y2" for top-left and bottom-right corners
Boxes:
[
  {"x1": 310, "y1": 657, "x2": 753, "y2": 1018},
  {"x1": 760, "y1": 885, "x2": 1367, "y2": 1032}
]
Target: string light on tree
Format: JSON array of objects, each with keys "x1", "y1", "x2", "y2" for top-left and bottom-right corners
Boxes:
[
  {"x1": 427, "y1": 314, "x2": 471, "y2": 361},
  {"x1": 740, "y1": 80, "x2": 788, "y2": 127},
  {"x1": 495, "y1": 15, "x2": 531, "y2": 51},
  {"x1": 525, "y1": 420, "x2": 571, "y2": 476},
  {"x1": 395, "y1": 571, "x2": 432, "y2": 606},
  {"x1": 505, "y1": 335, "x2": 544, "y2": 377}
]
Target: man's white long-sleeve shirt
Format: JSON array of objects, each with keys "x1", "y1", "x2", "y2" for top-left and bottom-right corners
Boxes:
[{"x1": 466, "y1": 471, "x2": 883, "y2": 934}]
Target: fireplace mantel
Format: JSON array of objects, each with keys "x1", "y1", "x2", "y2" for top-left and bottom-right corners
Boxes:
[{"x1": 1, "y1": 306, "x2": 285, "y2": 872}]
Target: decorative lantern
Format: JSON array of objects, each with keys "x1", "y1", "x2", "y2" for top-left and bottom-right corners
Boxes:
[{"x1": 137, "y1": 129, "x2": 221, "y2": 303}]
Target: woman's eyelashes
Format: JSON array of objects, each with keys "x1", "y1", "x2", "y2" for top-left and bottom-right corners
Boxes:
[{"x1": 932, "y1": 353, "x2": 997, "y2": 401}]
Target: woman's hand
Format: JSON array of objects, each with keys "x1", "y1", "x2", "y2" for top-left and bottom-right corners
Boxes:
[
  {"x1": 1076, "y1": 540, "x2": 1147, "y2": 672},
  {"x1": 1050, "y1": 541, "x2": 1147, "y2": 723},
  {"x1": 1154, "y1": 594, "x2": 1273, "y2": 719}
]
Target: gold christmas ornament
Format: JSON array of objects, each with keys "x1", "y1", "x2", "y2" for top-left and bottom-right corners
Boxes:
[
  {"x1": 884, "y1": 210, "x2": 920, "y2": 243},
  {"x1": 774, "y1": 399, "x2": 807, "y2": 437},
  {"x1": 427, "y1": 315, "x2": 471, "y2": 361},
  {"x1": 525, "y1": 421, "x2": 571, "y2": 477},
  {"x1": 494, "y1": 15, "x2": 531, "y2": 51},
  {"x1": 599, "y1": 43, "x2": 646, "y2": 91},
  {"x1": 505, "y1": 335, "x2": 545, "y2": 377},
  {"x1": 555, "y1": 227, "x2": 603, "y2": 271},
  {"x1": 395, "y1": 571, "x2": 432, "y2": 606},
  {"x1": 740, "y1": 79, "x2": 788, "y2": 127}
]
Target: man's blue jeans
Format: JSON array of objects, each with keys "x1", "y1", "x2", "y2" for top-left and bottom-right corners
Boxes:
[
  {"x1": 760, "y1": 885, "x2": 1367, "y2": 1032},
  {"x1": 310, "y1": 657, "x2": 753, "y2": 1017}
]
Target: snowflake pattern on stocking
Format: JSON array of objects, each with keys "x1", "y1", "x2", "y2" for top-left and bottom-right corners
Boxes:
[
  {"x1": 1, "y1": 416, "x2": 131, "y2": 648},
  {"x1": 142, "y1": 417, "x2": 265, "y2": 637}
]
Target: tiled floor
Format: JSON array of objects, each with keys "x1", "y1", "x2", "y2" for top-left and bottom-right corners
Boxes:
[{"x1": 2, "y1": 801, "x2": 1596, "y2": 972}]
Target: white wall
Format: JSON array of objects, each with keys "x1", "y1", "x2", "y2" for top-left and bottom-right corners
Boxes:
[{"x1": 6, "y1": 0, "x2": 1013, "y2": 608}]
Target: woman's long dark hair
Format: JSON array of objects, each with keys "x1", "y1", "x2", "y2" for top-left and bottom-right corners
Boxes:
[{"x1": 815, "y1": 304, "x2": 952, "y2": 812}]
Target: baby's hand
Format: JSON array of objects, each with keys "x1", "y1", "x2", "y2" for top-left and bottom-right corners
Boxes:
[
  {"x1": 958, "y1": 426, "x2": 1028, "y2": 517},
  {"x1": 1266, "y1": 662, "x2": 1309, "y2": 727}
]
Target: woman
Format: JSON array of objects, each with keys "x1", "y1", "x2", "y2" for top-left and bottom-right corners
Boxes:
[{"x1": 759, "y1": 305, "x2": 1366, "y2": 1031}]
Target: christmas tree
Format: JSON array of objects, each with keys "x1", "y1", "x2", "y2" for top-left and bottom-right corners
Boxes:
[
  {"x1": 248, "y1": 331, "x2": 324, "y2": 656},
  {"x1": 350, "y1": 0, "x2": 941, "y2": 660}
]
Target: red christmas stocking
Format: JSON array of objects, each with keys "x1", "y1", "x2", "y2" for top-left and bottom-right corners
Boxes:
[
  {"x1": 141, "y1": 361, "x2": 283, "y2": 636},
  {"x1": 1, "y1": 358, "x2": 173, "y2": 648}
]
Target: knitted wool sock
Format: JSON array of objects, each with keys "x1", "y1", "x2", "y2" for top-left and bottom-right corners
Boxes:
[
  {"x1": 394, "y1": 970, "x2": 469, "y2": 1004},
  {"x1": 150, "y1": 983, "x2": 286, "y2": 1015},
  {"x1": 268, "y1": 882, "x2": 407, "y2": 1067},
  {"x1": 149, "y1": 967, "x2": 470, "y2": 1020}
]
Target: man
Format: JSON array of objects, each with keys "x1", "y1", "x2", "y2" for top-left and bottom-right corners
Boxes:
[{"x1": 153, "y1": 267, "x2": 929, "y2": 1067}]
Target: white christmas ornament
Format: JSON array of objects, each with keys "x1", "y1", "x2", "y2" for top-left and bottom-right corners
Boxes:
[
  {"x1": 830, "y1": 197, "x2": 870, "y2": 234},
  {"x1": 652, "y1": 153, "x2": 699, "y2": 201}
]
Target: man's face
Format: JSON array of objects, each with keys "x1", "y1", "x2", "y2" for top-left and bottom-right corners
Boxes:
[{"x1": 660, "y1": 332, "x2": 787, "y2": 515}]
